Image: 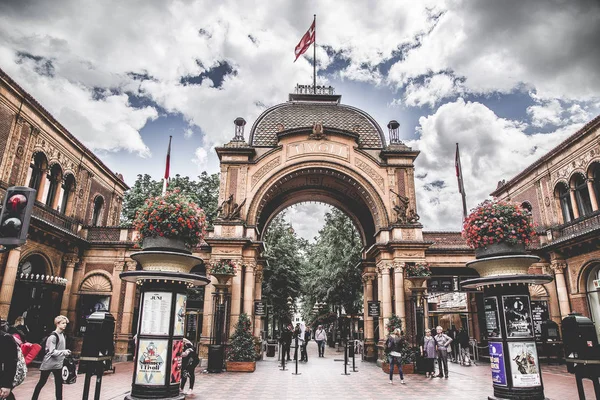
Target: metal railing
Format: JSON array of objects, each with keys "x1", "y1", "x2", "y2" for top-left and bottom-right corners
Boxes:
[
  {"x1": 548, "y1": 210, "x2": 600, "y2": 242},
  {"x1": 32, "y1": 200, "x2": 80, "y2": 234}
]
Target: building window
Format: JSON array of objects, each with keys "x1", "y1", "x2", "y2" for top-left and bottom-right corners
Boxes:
[
  {"x1": 59, "y1": 174, "x2": 75, "y2": 215},
  {"x1": 45, "y1": 164, "x2": 62, "y2": 208},
  {"x1": 592, "y1": 163, "x2": 600, "y2": 205},
  {"x1": 91, "y1": 196, "x2": 104, "y2": 226},
  {"x1": 556, "y1": 182, "x2": 573, "y2": 224},
  {"x1": 27, "y1": 153, "x2": 46, "y2": 192},
  {"x1": 586, "y1": 264, "x2": 600, "y2": 342},
  {"x1": 573, "y1": 173, "x2": 593, "y2": 217}
]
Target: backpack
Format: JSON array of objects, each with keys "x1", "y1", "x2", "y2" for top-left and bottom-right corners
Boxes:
[
  {"x1": 12, "y1": 337, "x2": 27, "y2": 387},
  {"x1": 385, "y1": 337, "x2": 395, "y2": 352},
  {"x1": 40, "y1": 332, "x2": 59, "y2": 357}
]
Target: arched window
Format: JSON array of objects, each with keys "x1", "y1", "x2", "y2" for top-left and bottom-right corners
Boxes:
[
  {"x1": 59, "y1": 174, "x2": 76, "y2": 215},
  {"x1": 586, "y1": 264, "x2": 600, "y2": 342},
  {"x1": 555, "y1": 182, "x2": 573, "y2": 224},
  {"x1": 45, "y1": 164, "x2": 62, "y2": 208},
  {"x1": 91, "y1": 196, "x2": 104, "y2": 226},
  {"x1": 27, "y1": 153, "x2": 46, "y2": 192},
  {"x1": 591, "y1": 162, "x2": 600, "y2": 207},
  {"x1": 521, "y1": 201, "x2": 532, "y2": 213},
  {"x1": 573, "y1": 173, "x2": 592, "y2": 217}
]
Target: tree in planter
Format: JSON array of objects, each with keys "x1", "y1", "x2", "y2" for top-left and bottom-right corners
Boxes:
[{"x1": 226, "y1": 313, "x2": 255, "y2": 362}]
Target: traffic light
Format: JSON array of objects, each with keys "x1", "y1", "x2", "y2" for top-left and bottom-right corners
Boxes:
[{"x1": 0, "y1": 186, "x2": 36, "y2": 249}]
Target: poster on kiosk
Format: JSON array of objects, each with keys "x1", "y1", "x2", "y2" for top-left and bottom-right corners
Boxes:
[{"x1": 507, "y1": 342, "x2": 541, "y2": 388}]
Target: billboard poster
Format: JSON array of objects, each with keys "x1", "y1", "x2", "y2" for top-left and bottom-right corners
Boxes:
[
  {"x1": 530, "y1": 301, "x2": 549, "y2": 339},
  {"x1": 508, "y1": 341, "x2": 541, "y2": 388},
  {"x1": 484, "y1": 297, "x2": 502, "y2": 339},
  {"x1": 170, "y1": 340, "x2": 183, "y2": 384},
  {"x1": 140, "y1": 292, "x2": 172, "y2": 336},
  {"x1": 174, "y1": 294, "x2": 187, "y2": 336},
  {"x1": 502, "y1": 295, "x2": 533, "y2": 338},
  {"x1": 135, "y1": 339, "x2": 168, "y2": 385},
  {"x1": 489, "y1": 342, "x2": 507, "y2": 386}
]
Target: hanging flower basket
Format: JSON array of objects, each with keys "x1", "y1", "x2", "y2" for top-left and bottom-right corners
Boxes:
[
  {"x1": 462, "y1": 200, "x2": 535, "y2": 259},
  {"x1": 133, "y1": 189, "x2": 207, "y2": 252},
  {"x1": 405, "y1": 262, "x2": 431, "y2": 289},
  {"x1": 209, "y1": 259, "x2": 236, "y2": 285}
]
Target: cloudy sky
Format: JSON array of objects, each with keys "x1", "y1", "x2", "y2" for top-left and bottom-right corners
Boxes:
[{"x1": 1, "y1": 0, "x2": 599, "y2": 240}]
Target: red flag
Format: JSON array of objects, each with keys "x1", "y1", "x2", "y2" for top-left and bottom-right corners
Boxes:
[
  {"x1": 455, "y1": 143, "x2": 467, "y2": 219},
  {"x1": 294, "y1": 20, "x2": 315, "y2": 61},
  {"x1": 162, "y1": 136, "x2": 172, "y2": 194}
]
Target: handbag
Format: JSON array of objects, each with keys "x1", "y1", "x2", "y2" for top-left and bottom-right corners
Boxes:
[{"x1": 61, "y1": 356, "x2": 77, "y2": 384}]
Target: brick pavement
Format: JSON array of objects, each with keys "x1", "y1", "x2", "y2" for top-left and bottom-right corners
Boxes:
[{"x1": 12, "y1": 343, "x2": 594, "y2": 400}]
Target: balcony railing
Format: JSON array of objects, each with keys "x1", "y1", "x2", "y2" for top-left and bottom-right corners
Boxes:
[
  {"x1": 32, "y1": 201, "x2": 80, "y2": 235},
  {"x1": 547, "y1": 210, "x2": 600, "y2": 244}
]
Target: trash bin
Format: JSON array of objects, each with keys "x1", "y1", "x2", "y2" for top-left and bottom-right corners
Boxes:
[
  {"x1": 207, "y1": 344, "x2": 224, "y2": 373},
  {"x1": 266, "y1": 341, "x2": 277, "y2": 357}
]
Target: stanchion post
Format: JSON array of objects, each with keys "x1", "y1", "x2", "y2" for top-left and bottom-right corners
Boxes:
[
  {"x1": 341, "y1": 339, "x2": 350, "y2": 375},
  {"x1": 352, "y1": 341, "x2": 358, "y2": 372},
  {"x1": 292, "y1": 336, "x2": 301, "y2": 375}
]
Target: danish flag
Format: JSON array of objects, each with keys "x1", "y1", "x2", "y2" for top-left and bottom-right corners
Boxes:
[{"x1": 294, "y1": 20, "x2": 315, "y2": 61}]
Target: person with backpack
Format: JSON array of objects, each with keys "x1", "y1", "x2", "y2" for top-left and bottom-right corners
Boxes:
[
  {"x1": 0, "y1": 318, "x2": 18, "y2": 400},
  {"x1": 386, "y1": 328, "x2": 405, "y2": 385},
  {"x1": 32, "y1": 315, "x2": 71, "y2": 400},
  {"x1": 9, "y1": 316, "x2": 41, "y2": 366},
  {"x1": 180, "y1": 338, "x2": 199, "y2": 396}
]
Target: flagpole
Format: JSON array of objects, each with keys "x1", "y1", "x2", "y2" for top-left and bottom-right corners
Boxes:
[
  {"x1": 313, "y1": 14, "x2": 316, "y2": 94},
  {"x1": 162, "y1": 135, "x2": 172, "y2": 195},
  {"x1": 456, "y1": 142, "x2": 468, "y2": 220}
]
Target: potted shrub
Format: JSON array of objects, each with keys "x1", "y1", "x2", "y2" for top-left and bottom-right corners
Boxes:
[
  {"x1": 405, "y1": 262, "x2": 431, "y2": 289},
  {"x1": 462, "y1": 200, "x2": 535, "y2": 259},
  {"x1": 133, "y1": 189, "x2": 207, "y2": 253},
  {"x1": 381, "y1": 315, "x2": 415, "y2": 374},
  {"x1": 226, "y1": 313, "x2": 256, "y2": 372}
]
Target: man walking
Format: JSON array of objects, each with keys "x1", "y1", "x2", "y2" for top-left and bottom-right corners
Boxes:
[
  {"x1": 32, "y1": 316, "x2": 71, "y2": 400},
  {"x1": 0, "y1": 318, "x2": 17, "y2": 400},
  {"x1": 315, "y1": 325, "x2": 327, "y2": 357},
  {"x1": 434, "y1": 326, "x2": 453, "y2": 378},
  {"x1": 280, "y1": 324, "x2": 293, "y2": 362}
]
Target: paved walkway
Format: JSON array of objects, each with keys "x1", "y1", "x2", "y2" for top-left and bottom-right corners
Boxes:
[{"x1": 13, "y1": 343, "x2": 594, "y2": 399}]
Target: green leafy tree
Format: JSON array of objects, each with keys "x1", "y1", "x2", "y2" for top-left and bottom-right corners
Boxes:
[
  {"x1": 302, "y1": 209, "x2": 363, "y2": 318},
  {"x1": 262, "y1": 214, "x2": 304, "y2": 323},
  {"x1": 226, "y1": 313, "x2": 255, "y2": 361},
  {"x1": 121, "y1": 172, "x2": 220, "y2": 227}
]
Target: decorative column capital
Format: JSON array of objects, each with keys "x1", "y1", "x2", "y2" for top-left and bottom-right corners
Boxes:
[
  {"x1": 377, "y1": 261, "x2": 393, "y2": 274},
  {"x1": 62, "y1": 254, "x2": 79, "y2": 267},
  {"x1": 393, "y1": 262, "x2": 406, "y2": 272},
  {"x1": 255, "y1": 270, "x2": 263, "y2": 283},
  {"x1": 114, "y1": 261, "x2": 126, "y2": 272},
  {"x1": 126, "y1": 260, "x2": 138, "y2": 271},
  {"x1": 361, "y1": 274, "x2": 376, "y2": 284},
  {"x1": 550, "y1": 260, "x2": 567, "y2": 274}
]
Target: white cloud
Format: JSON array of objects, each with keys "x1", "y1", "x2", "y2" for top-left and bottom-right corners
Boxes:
[
  {"x1": 410, "y1": 98, "x2": 578, "y2": 230},
  {"x1": 184, "y1": 127, "x2": 193, "y2": 139},
  {"x1": 403, "y1": 73, "x2": 462, "y2": 108},
  {"x1": 192, "y1": 147, "x2": 208, "y2": 170},
  {"x1": 527, "y1": 99, "x2": 564, "y2": 128}
]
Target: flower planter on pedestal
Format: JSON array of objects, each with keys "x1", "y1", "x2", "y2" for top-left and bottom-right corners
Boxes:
[
  {"x1": 475, "y1": 242, "x2": 526, "y2": 259},
  {"x1": 381, "y1": 362, "x2": 414, "y2": 374},
  {"x1": 142, "y1": 237, "x2": 190, "y2": 254},
  {"x1": 225, "y1": 361, "x2": 256, "y2": 372}
]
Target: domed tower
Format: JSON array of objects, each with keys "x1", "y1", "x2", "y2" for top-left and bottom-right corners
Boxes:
[{"x1": 205, "y1": 85, "x2": 430, "y2": 361}]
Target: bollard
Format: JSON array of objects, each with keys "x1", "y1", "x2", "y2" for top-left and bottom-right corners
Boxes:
[
  {"x1": 292, "y1": 336, "x2": 301, "y2": 375},
  {"x1": 341, "y1": 339, "x2": 350, "y2": 375},
  {"x1": 351, "y1": 341, "x2": 358, "y2": 372}
]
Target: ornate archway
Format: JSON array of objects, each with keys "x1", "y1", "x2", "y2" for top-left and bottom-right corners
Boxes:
[{"x1": 203, "y1": 88, "x2": 431, "y2": 360}]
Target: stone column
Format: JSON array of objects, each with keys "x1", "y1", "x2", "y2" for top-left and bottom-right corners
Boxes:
[
  {"x1": 253, "y1": 265, "x2": 264, "y2": 337},
  {"x1": 377, "y1": 269, "x2": 384, "y2": 342},
  {"x1": 362, "y1": 273, "x2": 376, "y2": 360},
  {"x1": 229, "y1": 262, "x2": 243, "y2": 335},
  {"x1": 110, "y1": 261, "x2": 125, "y2": 317},
  {"x1": 393, "y1": 262, "x2": 406, "y2": 326},
  {"x1": 200, "y1": 276, "x2": 215, "y2": 356},
  {"x1": 35, "y1": 168, "x2": 48, "y2": 202},
  {"x1": 552, "y1": 260, "x2": 571, "y2": 319},
  {"x1": 50, "y1": 178, "x2": 62, "y2": 209},
  {"x1": 120, "y1": 261, "x2": 138, "y2": 336},
  {"x1": 423, "y1": 296, "x2": 430, "y2": 331},
  {"x1": 67, "y1": 262, "x2": 85, "y2": 331},
  {"x1": 569, "y1": 188, "x2": 580, "y2": 219},
  {"x1": 0, "y1": 248, "x2": 21, "y2": 319},
  {"x1": 60, "y1": 254, "x2": 79, "y2": 315},
  {"x1": 379, "y1": 262, "x2": 392, "y2": 331},
  {"x1": 587, "y1": 178, "x2": 599, "y2": 211},
  {"x1": 243, "y1": 262, "x2": 255, "y2": 317}
]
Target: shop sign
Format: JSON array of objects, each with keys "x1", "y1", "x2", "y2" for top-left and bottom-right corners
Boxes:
[
  {"x1": 254, "y1": 300, "x2": 266, "y2": 316},
  {"x1": 489, "y1": 342, "x2": 507, "y2": 386},
  {"x1": 136, "y1": 339, "x2": 168, "y2": 385},
  {"x1": 140, "y1": 292, "x2": 172, "y2": 336},
  {"x1": 484, "y1": 297, "x2": 502, "y2": 339},
  {"x1": 530, "y1": 300, "x2": 549, "y2": 339},
  {"x1": 502, "y1": 295, "x2": 534, "y2": 338},
  {"x1": 508, "y1": 341, "x2": 541, "y2": 388},
  {"x1": 174, "y1": 294, "x2": 187, "y2": 336},
  {"x1": 367, "y1": 301, "x2": 380, "y2": 317},
  {"x1": 593, "y1": 279, "x2": 600, "y2": 290}
]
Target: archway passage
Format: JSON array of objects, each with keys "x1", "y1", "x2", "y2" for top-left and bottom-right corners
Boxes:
[{"x1": 255, "y1": 167, "x2": 379, "y2": 247}]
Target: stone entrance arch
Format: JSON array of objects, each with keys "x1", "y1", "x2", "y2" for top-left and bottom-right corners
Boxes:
[{"x1": 203, "y1": 89, "x2": 431, "y2": 360}]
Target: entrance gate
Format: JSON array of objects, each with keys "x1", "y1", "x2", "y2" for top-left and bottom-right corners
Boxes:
[{"x1": 202, "y1": 86, "x2": 431, "y2": 359}]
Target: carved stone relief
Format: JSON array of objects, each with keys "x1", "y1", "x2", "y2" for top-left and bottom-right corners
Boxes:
[
  {"x1": 355, "y1": 159, "x2": 384, "y2": 190},
  {"x1": 251, "y1": 157, "x2": 281, "y2": 189}
]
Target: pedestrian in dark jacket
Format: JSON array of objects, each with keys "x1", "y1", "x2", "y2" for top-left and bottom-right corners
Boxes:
[
  {"x1": 279, "y1": 325, "x2": 293, "y2": 361},
  {"x1": 32, "y1": 315, "x2": 71, "y2": 400},
  {"x1": 0, "y1": 318, "x2": 17, "y2": 400},
  {"x1": 301, "y1": 326, "x2": 311, "y2": 362},
  {"x1": 180, "y1": 339, "x2": 199, "y2": 395},
  {"x1": 386, "y1": 328, "x2": 405, "y2": 385}
]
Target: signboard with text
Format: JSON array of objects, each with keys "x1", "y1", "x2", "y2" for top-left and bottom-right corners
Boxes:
[
  {"x1": 530, "y1": 300, "x2": 549, "y2": 339},
  {"x1": 367, "y1": 301, "x2": 380, "y2": 317},
  {"x1": 485, "y1": 297, "x2": 502, "y2": 339},
  {"x1": 489, "y1": 342, "x2": 507, "y2": 386},
  {"x1": 140, "y1": 292, "x2": 172, "y2": 336},
  {"x1": 502, "y1": 295, "x2": 534, "y2": 338},
  {"x1": 508, "y1": 341, "x2": 541, "y2": 388},
  {"x1": 254, "y1": 301, "x2": 266, "y2": 316}
]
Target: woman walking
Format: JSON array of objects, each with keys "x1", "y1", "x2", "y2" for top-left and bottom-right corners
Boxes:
[
  {"x1": 386, "y1": 328, "x2": 405, "y2": 385},
  {"x1": 420, "y1": 329, "x2": 436, "y2": 378},
  {"x1": 180, "y1": 338, "x2": 199, "y2": 396}
]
